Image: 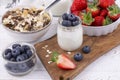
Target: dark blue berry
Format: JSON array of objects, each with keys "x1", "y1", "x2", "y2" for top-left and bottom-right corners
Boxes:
[
  {"x1": 5, "y1": 49, "x2": 12, "y2": 54},
  {"x1": 74, "y1": 53, "x2": 83, "y2": 61},
  {"x1": 62, "y1": 13, "x2": 68, "y2": 20},
  {"x1": 5, "y1": 63, "x2": 19, "y2": 73},
  {"x1": 12, "y1": 49, "x2": 21, "y2": 57},
  {"x1": 4, "y1": 51, "x2": 12, "y2": 60},
  {"x1": 22, "y1": 54, "x2": 29, "y2": 60},
  {"x1": 21, "y1": 45, "x2": 30, "y2": 51},
  {"x1": 68, "y1": 14, "x2": 76, "y2": 21},
  {"x1": 82, "y1": 46, "x2": 91, "y2": 53},
  {"x1": 26, "y1": 60, "x2": 34, "y2": 68},
  {"x1": 26, "y1": 50, "x2": 33, "y2": 58},
  {"x1": 62, "y1": 20, "x2": 72, "y2": 27},
  {"x1": 72, "y1": 21, "x2": 79, "y2": 26},
  {"x1": 16, "y1": 55, "x2": 25, "y2": 62},
  {"x1": 10, "y1": 57, "x2": 16, "y2": 62},
  {"x1": 18, "y1": 63, "x2": 29, "y2": 71},
  {"x1": 12, "y1": 44, "x2": 21, "y2": 49}
]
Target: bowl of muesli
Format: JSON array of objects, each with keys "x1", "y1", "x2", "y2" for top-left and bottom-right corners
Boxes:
[{"x1": 2, "y1": 5, "x2": 52, "y2": 42}]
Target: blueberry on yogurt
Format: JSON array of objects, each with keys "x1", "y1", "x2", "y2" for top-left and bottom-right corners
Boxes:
[{"x1": 62, "y1": 13, "x2": 80, "y2": 27}]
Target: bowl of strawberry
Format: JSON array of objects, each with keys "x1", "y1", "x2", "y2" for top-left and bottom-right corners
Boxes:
[
  {"x1": 2, "y1": 42, "x2": 37, "y2": 76},
  {"x1": 71, "y1": 0, "x2": 120, "y2": 36}
]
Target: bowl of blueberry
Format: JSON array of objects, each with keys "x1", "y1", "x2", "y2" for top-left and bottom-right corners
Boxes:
[{"x1": 2, "y1": 42, "x2": 37, "y2": 76}]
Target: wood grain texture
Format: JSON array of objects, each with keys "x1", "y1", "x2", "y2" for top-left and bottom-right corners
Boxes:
[{"x1": 35, "y1": 25, "x2": 120, "y2": 80}]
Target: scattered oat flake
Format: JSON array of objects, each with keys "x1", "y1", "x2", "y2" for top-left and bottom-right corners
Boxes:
[
  {"x1": 67, "y1": 52, "x2": 71, "y2": 54},
  {"x1": 45, "y1": 55, "x2": 49, "y2": 57},
  {"x1": 45, "y1": 45, "x2": 48, "y2": 48},
  {"x1": 48, "y1": 51, "x2": 52, "y2": 54},
  {"x1": 48, "y1": 61, "x2": 53, "y2": 64},
  {"x1": 47, "y1": 50, "x2": 50, "y2": 53}
]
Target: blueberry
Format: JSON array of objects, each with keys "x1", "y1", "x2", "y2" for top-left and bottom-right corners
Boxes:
[
  {"x1": 74, "y1": 53, "x2": 83, "y2": 61},
  {"x1": 18, "y1": 63, "x2": 29, "y2": 72},
  {"x1": 62, "y1": 20, "x2": 72, "y2": 27},
  {"x1": 72, "y1": 21, "x2": 79, "y2": 26},
  {"x1": 4, "y1": 51, "x2": 12, "y2": 60},
  {"x1": 5, "y1": 49, "x2": 12, "y2": 54},
  {"x1": 12, "y1": 49, "x2": 21, "y2": 57},
  {"x1": 5, "y1": 63, "x2": 19, "y2": 73},
  {"x1": 75, "y1": 16, "x2": 79, "y2": 21},
  {"x1": 10, "y1": 57, "x2": 16, "y2": 62},
  {"x1": 21, "y1": 45, "x2": 30, "y2": 51},
  {"x1": 22, "y1": 54, "x2": 29, "y2": 60},
  {"x1": 62, "y1": 13, "x2": 68, "y2": 20},
  {"x1": 16, "y1": 55, "x2": 25, "y2": 62},
  {"x1": 82, "y1": 46, "x2": 91, "y2": 53},
  {"x1": 12, "y1": 44, "x2": 21, "y2": 49},
  {"x1": 68, "y1": 14, "x2": 76, "y2": 21},
  {"x1": 26, "y1": 50, "x2": 33, "y2": 58},
  {"x1": 26, "y1": 60, "x2": 34, "y2": 68}
]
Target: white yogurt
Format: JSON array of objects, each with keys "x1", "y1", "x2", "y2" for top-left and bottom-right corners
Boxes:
[
  {"x1": 50, "y1": 0, "x2": 72, "y2": 16},
  {"x1": 57, "y1": 20, "x2": 83, "y2": 51}
]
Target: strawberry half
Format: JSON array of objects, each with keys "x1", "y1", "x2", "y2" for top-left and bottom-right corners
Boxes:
[
  {"x1": 82, "y1": 12, "x2": 94, "y2": 26},
  {"x1": 100, "y1": 9, "x2": 108, "y2": 17},
  {"x1": 99, "y1": 0, "x2": 115, "y2": 9},
  {"x1": 51, "y1": 52, "x2": 76, "y2": 70},
  {"x1": 71, "y1": 0, "x2": 87, "y2": 12},
  {"x1": 107, "y1": 4, "x2": 120, "y2": 21},
  {"x1": 86, "y1": 2, "x2": 100, "y2": 17}
]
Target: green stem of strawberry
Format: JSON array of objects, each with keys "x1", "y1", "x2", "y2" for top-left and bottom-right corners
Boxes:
[{"x1": 51, "y1": 51, "x2": 59, "y2": 62}]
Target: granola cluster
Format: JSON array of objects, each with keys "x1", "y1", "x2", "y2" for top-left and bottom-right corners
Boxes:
[{"x1": 2, "y1": 7, "x2": 51, "y2": 32}]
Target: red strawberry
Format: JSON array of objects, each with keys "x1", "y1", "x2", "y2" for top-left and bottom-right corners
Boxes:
[
  {"x1": 107, "y1": 4, "x2": 120, "y2": 21},
  {"x1": 82, "y1": 12, "x2": 94, "y2": 26},
  {"x1": 86, "y1": 2, "x2": 100, "y2": 17},
  {"x1": 72, "y1": 11, "x2": 80, "y2": 16},
  {"x1": 92, "y1": 16, "x2": 105, "y2": 26},
  {"x1": 100, "y1": 9, "x2": 108, "y2": 17},
  {"x1": 51, "y1": 52, "x2": 76, "y2": 70},
  {"x1": 99, "y1": 0, "x2": 115, "y2": 8},
  {"x1": 71, "y1": 3, "x2": 78, "y2": 13},
  {"x1": 71, "y1": 0, "x2": 87, "y2": 12}
]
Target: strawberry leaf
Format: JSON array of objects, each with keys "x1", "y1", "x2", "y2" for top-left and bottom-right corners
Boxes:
[
  {"x1": 108, "y1": 4, "x2": 120, "y2": 16},
  {"x1": 103, "y1": 16, "x2": 113, "y2": 25},
  {"x1": 82, "y1": 12, "x2": 94, "y2": 25},
  {"x1": 51, "y1": 51, "x2": 59, "y2": 62}
]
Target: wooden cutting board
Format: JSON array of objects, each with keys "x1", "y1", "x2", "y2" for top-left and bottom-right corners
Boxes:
[{"x1": 35, "y1": 25, "x2": 120, "y2": 80}]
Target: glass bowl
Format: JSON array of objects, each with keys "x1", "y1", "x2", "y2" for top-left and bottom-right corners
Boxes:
[{"x1": 2, "y1": 42, "x2": 37, "y2": 76}]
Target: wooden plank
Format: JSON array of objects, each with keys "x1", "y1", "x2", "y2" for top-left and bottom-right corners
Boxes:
[{"x1": 35, "y1": 25, "x2": 120, "y2": 80}]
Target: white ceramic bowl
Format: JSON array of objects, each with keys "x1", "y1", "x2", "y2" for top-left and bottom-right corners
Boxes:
[
  {"x1": 1, "y1": 5, "x2": 52, "y2": 42},
  {"x1": 82, "y1": 18, "x2": 120, "y2": 36}
]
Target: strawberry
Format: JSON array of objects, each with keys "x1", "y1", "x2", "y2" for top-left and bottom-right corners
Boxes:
[
  {"x1": 100, "y1": 9, "x2": 108, "y2": 17},
  {"x1": 99, "y1": 0, "x2": 115, "y2": 9},
  {"x1": 82, "y1": 12, "x2": 94, "y2": 26},
  {"x1": 92, "y1": 16, "x2": 104, "y2": 26},
  {"x1": 72, "y1": 11, "x2": 80, "y2": 16},
  {"x1": 71, "y1": 3, "x2": 78, "y2": 13},
  {"x1": 92, "y1": 16, "x2": 113, "y2": 26},
  {"x1": 86, "y1": 2, "x2": 100, "y2": 17},
  {"x1": 71, "y1": 0, "x2": 87, "y2": 12},
  {"x1": 51, "y1": 52, "x2": 76, "y2": 70},
  {"x1": 107, "y1": 4, "x2": 120, "y2": 21}
]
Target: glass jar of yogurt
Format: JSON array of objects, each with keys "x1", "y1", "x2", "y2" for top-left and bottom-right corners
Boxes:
[{"x1": 57, "y1": 15, "x2": 83, "y2": 51}]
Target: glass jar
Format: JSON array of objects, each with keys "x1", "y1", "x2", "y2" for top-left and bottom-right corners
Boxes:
[
  {"x1": 50, "y1": 0, "x2": 72, "y2": 17},
  {"x1": 57, "y1": 17, "x2": 83, "y2": 51},
  {"x1": 2, "y1": 42, "x2": 37, "y2": 76}
]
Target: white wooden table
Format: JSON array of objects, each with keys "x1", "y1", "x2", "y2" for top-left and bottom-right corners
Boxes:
[{"x1": 0, "y1": 0, "x2": 120, "y2": 80}]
